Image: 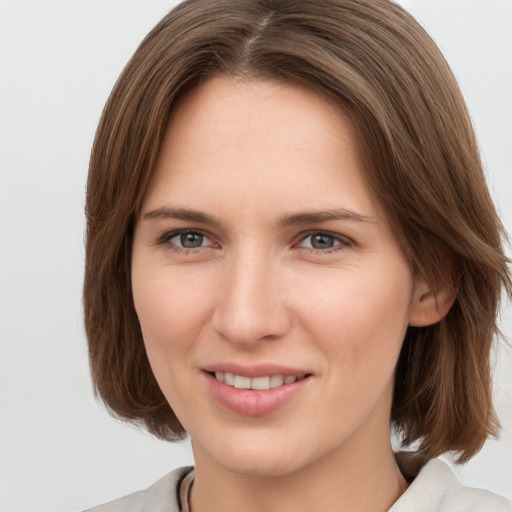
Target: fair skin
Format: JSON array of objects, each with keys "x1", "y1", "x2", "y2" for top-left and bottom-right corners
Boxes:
[{"x1": 131, "y1": 77, "x2": 451, "y2": 512}]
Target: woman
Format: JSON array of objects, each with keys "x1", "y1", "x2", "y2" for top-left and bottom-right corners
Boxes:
[{"x1": 83, "y1": 0, "x2": 511, "y2": 510}]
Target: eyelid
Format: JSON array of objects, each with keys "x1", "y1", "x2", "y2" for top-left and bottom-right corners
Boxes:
[
  {"x1": 155, "y1": 228, "x2": 351, "y2": 253},
  {"x1": 295, "y1": 230, "x2": 352, "y2": 251},
  {"x1": 157, "y1": 228, "x2": 217, "y2": 248}
]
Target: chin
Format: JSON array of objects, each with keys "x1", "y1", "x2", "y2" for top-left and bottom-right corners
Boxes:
[
  {"x1": 192, "y1": 429, "x2": 328, "y2": 479},
  {"x1": 219, "y1": 450, "x2": 307, "y2": 478}
]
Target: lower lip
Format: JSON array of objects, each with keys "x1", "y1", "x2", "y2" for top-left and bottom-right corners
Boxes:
[{"x1": 204, "y1": 372, "x2": 311, "y2": 417}]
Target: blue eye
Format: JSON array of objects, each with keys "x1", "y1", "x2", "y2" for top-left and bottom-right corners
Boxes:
[
  {"x1": 174, "y1": 232, "x2": 205, "y2": 248},
  {"x1": 162, "y1": 230, "x2": 213, "y2": 249},
  {"x1": 298, "y1": 232, "x2": 349, "y2": 251}
]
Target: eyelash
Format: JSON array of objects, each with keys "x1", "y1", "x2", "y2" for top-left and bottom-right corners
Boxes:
[
  {"x1": 156, "y1": 229, "x2": 352, "y2": 255},
  {"x1": 297, "y1": 231, "x2": 352, "y2": 255},
  {"x1": 157, "y1": 229, "x2": 215, "y2": 254}
]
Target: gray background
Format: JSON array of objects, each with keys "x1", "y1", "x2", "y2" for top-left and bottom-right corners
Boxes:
[{"x1": 0, "y1": 1, "x2": 510, "y2": 511}]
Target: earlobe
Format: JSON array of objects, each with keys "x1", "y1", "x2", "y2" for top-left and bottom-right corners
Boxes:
[{"x1": 409, "y1": 276, "x2": 457, "y2": 327}]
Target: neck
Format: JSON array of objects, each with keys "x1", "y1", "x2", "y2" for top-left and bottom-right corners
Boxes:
[{"x1": 190, "y1": 435, "x2": 408, "y2": 512}]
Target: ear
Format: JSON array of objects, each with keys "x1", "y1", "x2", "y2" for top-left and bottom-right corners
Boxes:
[{"x1": 409, "y1": 274, "x2": 457, "y2": 327}]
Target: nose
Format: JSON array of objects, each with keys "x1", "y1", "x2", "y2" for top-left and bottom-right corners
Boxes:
[{"x1": 211, "y1": 248, "x2": 292, "y2": 347}]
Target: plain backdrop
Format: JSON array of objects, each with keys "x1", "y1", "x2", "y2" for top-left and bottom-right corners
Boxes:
[{"x1": 0, "y1": 1, "x2": 511, "y2": 511}]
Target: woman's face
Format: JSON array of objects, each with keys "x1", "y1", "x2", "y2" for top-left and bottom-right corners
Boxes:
[{"x1": 132, "y1": 77, "x2": 423, "y2": 477}]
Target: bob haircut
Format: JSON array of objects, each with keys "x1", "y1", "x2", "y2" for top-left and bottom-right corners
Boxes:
[{"x1": 84, "y1": 0, "x2": 511, "y2": 463}]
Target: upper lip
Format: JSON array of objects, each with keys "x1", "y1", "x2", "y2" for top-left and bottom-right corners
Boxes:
[{"x1": 202, "y1": 363, "x2": 312, "y2": 378}]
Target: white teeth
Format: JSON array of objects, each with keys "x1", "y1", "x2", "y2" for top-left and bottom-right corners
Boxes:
[
  {"x1": 251, "y1": 376, "x2": 270, "y2": 390},
  {"x1": 213, "y1": 372, "x2": 302, "y2": 390},
  {"x1": 269, "y1": 375, "x2": 284, "y2": 388},
  {"x1": 233, "y1": 375, "x2": 251, "y2": 389}
]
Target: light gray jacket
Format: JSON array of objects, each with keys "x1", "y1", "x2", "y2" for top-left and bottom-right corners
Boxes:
[
  {"x1": 84, "y1": 459, "x2": 511, "y2": 511},
  {"x1": 84, "y1": 467, "x2": 192, "y2": 512}
]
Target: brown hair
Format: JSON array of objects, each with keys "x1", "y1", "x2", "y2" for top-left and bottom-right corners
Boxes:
[{"x1": 84, "y1": 0, "x2": 511, "y2": 462}]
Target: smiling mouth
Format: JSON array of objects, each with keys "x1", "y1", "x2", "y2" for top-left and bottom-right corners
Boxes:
[{"x1": 212, "y1": 372, "x2": 309, "y2": 390}]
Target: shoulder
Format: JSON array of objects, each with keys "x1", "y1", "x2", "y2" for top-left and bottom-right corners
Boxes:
[
  {"x1": 82, "y1": 466, "x2": 193, "y2": 512},
  {"x1": 391, "y1": 458, "x2": 512, "y2": 512}
]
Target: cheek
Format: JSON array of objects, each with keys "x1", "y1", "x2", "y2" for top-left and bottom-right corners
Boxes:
[
  {"x1": 132, "y1": 266, "x2": 214, "y2": 356},
  {"x1": 131, "y1": 266, "x2": 217, "y2": 415},
  {"x1": 290, "y1": 262, "x2": 413, "y2": 365}
]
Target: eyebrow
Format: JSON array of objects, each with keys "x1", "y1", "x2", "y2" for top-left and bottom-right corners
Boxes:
[
  {"x1": 143, "y1": 207, "x2": 219, "y2": 225},
  {"x1": 278, "y1": 208, "x2": 373, "y2": 226},
  {"x1": 142, "y1": 206, "x2": 373, "y2": 227}
]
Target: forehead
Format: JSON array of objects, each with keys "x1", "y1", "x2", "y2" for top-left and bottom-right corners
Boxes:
[{"x1": 143, "y1": 77, "x2": 378, "y2": 219}]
